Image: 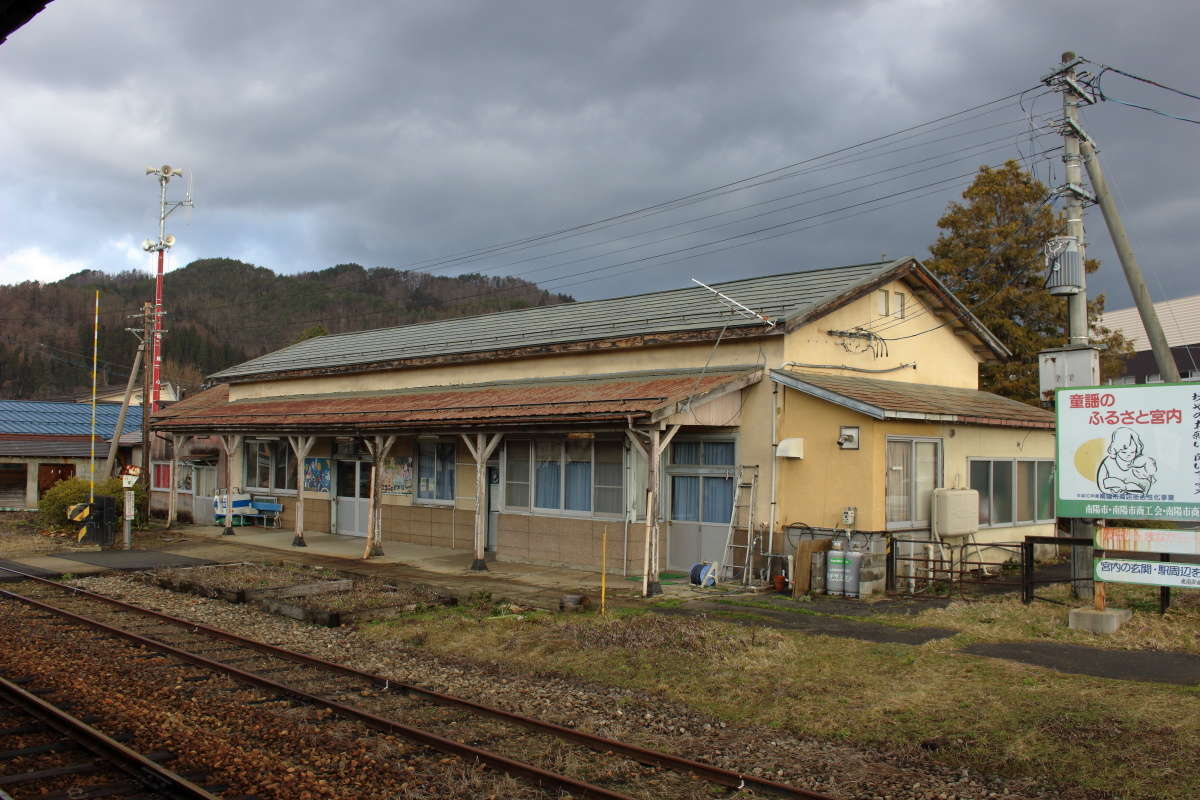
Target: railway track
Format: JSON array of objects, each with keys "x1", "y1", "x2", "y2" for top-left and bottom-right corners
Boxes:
[
  {"x1": 0, "y1": 670, "x2": 223, "y2": 799},
  {"x1": 0, "y1": 565, "x2": 838, "y2": 800}
]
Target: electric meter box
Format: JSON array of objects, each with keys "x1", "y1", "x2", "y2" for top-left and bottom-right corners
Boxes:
[{"x1": 932, "y1": 488, "x2": 979, "y2": 538}]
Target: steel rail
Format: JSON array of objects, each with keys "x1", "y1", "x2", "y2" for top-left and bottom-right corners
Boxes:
[
  {"x1": 0, "y1": 583, "x2": 636, "y2": 800},
  {"x1": 0, "y1": 565, "x2": 835, "y2": 799},
  {"x1": 0, "y1": 673, "x2": 220, "y2": 800}
]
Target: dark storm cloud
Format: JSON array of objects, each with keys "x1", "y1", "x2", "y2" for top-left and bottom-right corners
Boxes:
[{"x1": 1, "y1": 0, "x2": 1197, "y2": 310}]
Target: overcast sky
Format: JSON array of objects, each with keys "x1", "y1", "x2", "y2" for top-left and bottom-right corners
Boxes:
[{"x1": 1, "y1": 0, "x2": 1197, "y2": 313}]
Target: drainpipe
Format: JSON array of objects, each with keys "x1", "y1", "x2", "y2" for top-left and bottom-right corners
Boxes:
[{"x1": 768, "y1": 381, "x2": 779, "y2": 556}]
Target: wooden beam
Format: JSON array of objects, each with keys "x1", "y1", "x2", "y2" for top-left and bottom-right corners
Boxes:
[{"x1": 288, "y1": 435, "x2": 316, "y2": 547}]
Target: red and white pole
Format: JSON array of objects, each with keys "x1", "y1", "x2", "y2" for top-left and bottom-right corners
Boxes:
[{"x1": 151, "y1": 247, "x2": 164, "y2": 412}]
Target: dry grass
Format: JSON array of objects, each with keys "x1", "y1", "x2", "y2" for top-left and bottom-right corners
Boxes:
[
  {"x1": 890, "y1": 582, "x2": 1200, "y2": 654},
  {"x1": 0, "y1": 525, "x2": 99, "y2": 557},
  {"x1": 303, "y1": 577, "x2": 445, "y2": 612},
  {"x1": 360, "y1": 607, "x2": 1200, "y2": 800}
]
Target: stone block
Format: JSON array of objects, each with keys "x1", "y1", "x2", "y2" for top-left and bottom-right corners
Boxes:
[{"x1": 1068, "y1": 607, "x2": 1132, "y2": 635}]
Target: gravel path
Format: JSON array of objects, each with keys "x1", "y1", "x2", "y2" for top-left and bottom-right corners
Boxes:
[{"x1": 64, "y1": 574, "x2": 1075, "y2": 800}]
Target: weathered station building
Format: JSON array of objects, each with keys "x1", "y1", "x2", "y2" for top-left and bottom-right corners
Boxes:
[{"x1": 151, "y1": 258, "x2": 1055, "y2": 583}]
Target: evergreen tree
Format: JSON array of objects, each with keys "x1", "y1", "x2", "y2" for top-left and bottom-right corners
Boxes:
[{"x1": 927, "y1": 160, "x2": 1130, "y2": 402}]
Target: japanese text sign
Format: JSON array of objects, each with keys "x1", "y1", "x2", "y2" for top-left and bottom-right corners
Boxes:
[
  {"x1": 1094, "y1": 558, "x2": 1200, "y2": 588},
  {"x1": 1056, "y1": 384, "x2": 1200, "y2": 521}
]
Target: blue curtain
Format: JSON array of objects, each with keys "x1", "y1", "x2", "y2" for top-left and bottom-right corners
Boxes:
[
  {"x1": 436, "y1": 443, "x2": 455, "y2": 500},
  {"x1": 702, "y1": 476, "x2": 734, "y2": 523},
  {"x1": 671, "y1": 441, "x2": 701, "y2": 465},
  {"x1": 417, "y1": 444, "x2": 435, "y2": 499},
  {"x1": 565, "y1": 462, "x2": 591, "y2": 511},
  {"x1": 671, "y1": 476, "x2": 700, "y2": 521},
  {"x1": 535, "y1": 460, "x2": 560, "y2": 508},
  {"x1": 703, "y1": 441, "x2": 735, "y2": 466}
]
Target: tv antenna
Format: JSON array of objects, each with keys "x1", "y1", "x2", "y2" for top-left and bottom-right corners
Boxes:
[{"x1": 690, "y1": 278, "x2": 776, "y2": 328}]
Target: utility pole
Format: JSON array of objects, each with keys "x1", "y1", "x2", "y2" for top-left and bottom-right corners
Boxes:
[
  {"x1": 1047, "y1": 52, "x2": 1180, "y2": 381},
  {"x1": 142, "y1": 164, "x2": 192, "y2": 412},
  {"x1": 1058, "y1": 53, "x2": 1091, "y2": 347},
  {"x1": 1079, "y1": 141, "x2": 1180, "y2": 382},
  {"x1": 141, "y1": 302, "x2": 152, "y2": 525}
]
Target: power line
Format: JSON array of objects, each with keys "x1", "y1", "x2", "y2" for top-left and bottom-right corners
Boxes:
[
  {"x1": 231, "y1": 150, "x2": 1061, "y2": 336},
  {"x1": 1088, "y1": 62, "x2": 1200, "y2": 104}
]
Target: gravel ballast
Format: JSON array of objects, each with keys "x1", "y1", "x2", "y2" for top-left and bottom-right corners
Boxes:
[{"x1": 52, "y1": 573, "x2": 1073, "y2": 800}]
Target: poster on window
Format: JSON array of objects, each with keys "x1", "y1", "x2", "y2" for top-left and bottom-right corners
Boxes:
[
  {"x1": 379, "y1": 456, "x2": 413, "y2": 495},
  {"x1": 303, "y1": 458, "x2": 331, "y2": 493},
  {"x1": 1056, "y1": 384, "x2": 1200, "y2": 521}
]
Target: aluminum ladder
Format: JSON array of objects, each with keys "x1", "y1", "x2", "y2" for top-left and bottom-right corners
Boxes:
[{"x1": 719, "y1": 465, "x2": 759, "y2": 584}]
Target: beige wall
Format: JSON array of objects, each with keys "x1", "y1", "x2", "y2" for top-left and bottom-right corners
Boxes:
[
  {"x1": 783, "y1": 280, "x2": 982, "y2": 390},
  {"x1": 231, "y1": 339, "x2": 782, "y2": 401}
]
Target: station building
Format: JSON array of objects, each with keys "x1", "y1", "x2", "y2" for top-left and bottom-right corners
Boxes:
[{"x1": 150, "y1": 258, "x2": 1055, "y2": 588}]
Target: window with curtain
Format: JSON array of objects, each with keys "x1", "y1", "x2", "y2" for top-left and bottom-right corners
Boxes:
[
  {"x1": 701, "y1": 476, "x2": 734, "y2": 523},
  {"x1": 671, "y1": 475, "x2": 700, "y2": 521},
  {"x1": 667, "y1": 438, "x2": 736, "y2": 524},
  {"x1": 417, "y1": 441, "x2": 455, "y2": 501},
  {"x1": 564, "y1": 439, "x2": 592, "y2": 512},
  {"x1": 505, "y1": 438, "x2": 624, "y2": 516},
  {"x1": 970, "y1": 459, "x2": 1055, "y2": 526},
  {"x1": 534, "y1": 440, "x2": 561, "y2": 510},
  {"x1": 153, "y1": 463, "x2": 171, "y2": 490},
  {"x1": 242, "y1": 441, "x2": 295, "y2": 492},
  {"x1": 886, "y1": 437, "x2": 940, "y2": 528}
]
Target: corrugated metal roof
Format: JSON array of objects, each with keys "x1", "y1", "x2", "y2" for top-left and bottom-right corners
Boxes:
[
  {"x1": 211, "y1": 260, "x2": 903, "y2": 381},
  {"x1": 0, "y1": 439, "x2": 95, "y2": 458},
  {"x1": 155, "y1": 368, "x2": 760, "y2": 432},
  {"x1": 770, "y1": 370, "x2": 1055, "y2": 429},
  {"x1": 0, "y1": 401, "x2": 143, "y2": 437},
  {"x1": 1099, "y1": 294, "x2": 1200, "y2": 352}
]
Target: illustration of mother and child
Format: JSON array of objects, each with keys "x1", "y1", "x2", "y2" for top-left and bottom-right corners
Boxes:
[{"x1": 1096, "y1": 427, "x2": 1158, "y2": 495}]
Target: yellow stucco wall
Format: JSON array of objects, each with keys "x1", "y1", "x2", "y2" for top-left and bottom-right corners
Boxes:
[
  {"x1": 783, "y1": 280, "x2": 982, "y2": 389},
  {"x1": 774, "y1": 386, "x2": 1055, "y2": 540}
]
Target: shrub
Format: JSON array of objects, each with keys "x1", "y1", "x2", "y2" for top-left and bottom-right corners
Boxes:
[{"x1": 38, "y1": 477, "x2": 148, "y2": 532}]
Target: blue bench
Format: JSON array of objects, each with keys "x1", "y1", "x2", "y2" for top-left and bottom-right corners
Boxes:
[{"x1": 242, "y1": 496, "x2": 283, "y2": 528}]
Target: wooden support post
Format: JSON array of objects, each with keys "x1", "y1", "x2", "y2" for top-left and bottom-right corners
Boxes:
[
  {"x1": 361, "y1": 435, "x2": 396, "y2": 559},
  {"x1": 462, "y1": 432, "x2": 502, "y2": 571},
  {"x1": 218, "y1": 434, "x2": 243, "y2": 536},
  {"x1": 165, "y1": 434, "x2": 189, "y2": 530},
  {"x1": 288, "y1": 435, "x2": 316, "y2": 547}
]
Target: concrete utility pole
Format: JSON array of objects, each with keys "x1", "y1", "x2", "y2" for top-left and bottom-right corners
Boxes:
[
  {"x1": 103, "y1": 339, "x2": 144, "y2": 479},
  {"x1": 1059, "y1": 53, "x2": 1090, "y2": 347},
  {"x1": 140, "y1": 302, "x2": 152, "y2": 524},
  {"x1": 1051, "y1": 52, "x2": 1180, "y2": 381}
]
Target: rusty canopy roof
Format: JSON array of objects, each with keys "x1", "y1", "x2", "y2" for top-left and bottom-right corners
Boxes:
[
  {"x1": 770, "y1": 370, "x2": 1055, "y2": 429},
  {"x1": 153, "y1": 368, "x2": 762, "y2": 434}
]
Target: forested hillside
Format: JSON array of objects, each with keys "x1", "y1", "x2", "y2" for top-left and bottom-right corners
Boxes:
[{"x1": 0, "y1": 258, "x2": 572, "y2": 399}]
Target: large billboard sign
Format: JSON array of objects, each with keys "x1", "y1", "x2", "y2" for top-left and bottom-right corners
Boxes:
[{"x1": 1056, "y1": 384, "x2": 1200, "y2": 521}]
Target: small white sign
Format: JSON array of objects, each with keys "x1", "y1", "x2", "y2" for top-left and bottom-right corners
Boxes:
[
  {"x1": 1095, "y1": 558, "x2": 1200, "y2": 588},
  {"x1": 123, "y1": 490, "x2": 134, "y2": 520}
]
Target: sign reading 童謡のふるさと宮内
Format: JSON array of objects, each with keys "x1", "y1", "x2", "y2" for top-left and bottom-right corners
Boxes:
[{"x1": 1056, "y1": 384, "x2": 1200, "y2": 522}]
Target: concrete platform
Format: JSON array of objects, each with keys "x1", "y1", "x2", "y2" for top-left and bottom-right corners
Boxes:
[{"x1": 1068, "y1": 606, "x2": 1132, "y2": 634}]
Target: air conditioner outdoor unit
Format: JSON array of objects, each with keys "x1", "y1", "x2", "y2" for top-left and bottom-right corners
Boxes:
[{"x1": 932, "y1": 488, "x2": 979, "y2": 539}]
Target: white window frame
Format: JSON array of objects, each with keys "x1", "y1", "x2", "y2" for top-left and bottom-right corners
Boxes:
[
  {"x1": 150, "y1": 461, "x2": 193, "y2": 494},
  {"x1": 501, "y1": 437, "x2": 625, "y2": 518},
  {"x1": 665, "y1": 437, "x2": 737, "y2": 524},
  {"x1": 885, "y1": 436, "x2": 942, "y2": 530},
  {"x1": 969, "y1": 458, "x2": 1055, "y2": 528},
  {"x1": 416, "y1": 440, "x2": 456, "y2": 506}
]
